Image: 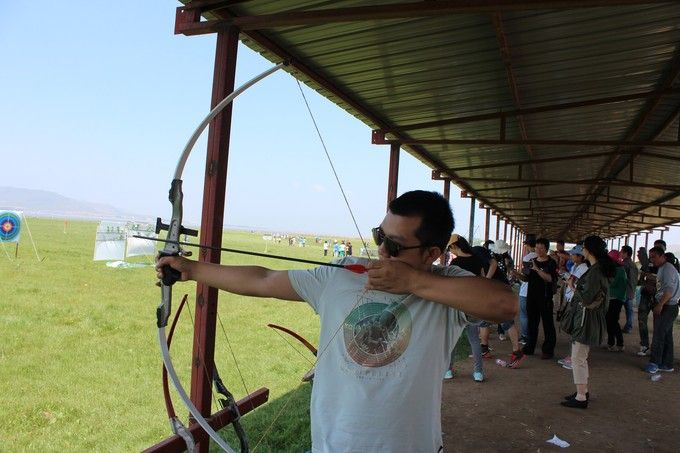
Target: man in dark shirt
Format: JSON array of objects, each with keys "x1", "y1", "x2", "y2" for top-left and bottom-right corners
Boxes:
[{"x1": 522, "y1": 237, "x2": 558, "y2": 359}]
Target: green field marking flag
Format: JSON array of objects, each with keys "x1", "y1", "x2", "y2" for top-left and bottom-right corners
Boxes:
[{"x1": 0, "y1": 210, "x2": 22, "y2": 243}]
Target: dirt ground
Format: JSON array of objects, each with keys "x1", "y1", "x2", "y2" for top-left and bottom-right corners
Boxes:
[{"x1": 441, "y1": 311, "x2": 680, "y2": 452}]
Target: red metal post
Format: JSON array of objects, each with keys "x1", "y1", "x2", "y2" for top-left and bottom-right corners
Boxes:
[
  {"x1": 484, "y1": 208, "x2": 491, "y2": 242},
  {"x1": 443, "y1": 178, "x2": 450, "y2": 201},
  {"x1": 503, "y1": 220, "x2": 508, "y2": 241},
  {"x1": 645, "y1": 232, "x2": 650, "y2": 250},
  {"x1": 191, "y1": 26, "x2": 239, "y2": 453},
  {"x1": 633, "y1": 234, "x2": 638, "y2": 255},
  {"x1": 387, "y1": 142, "x2": 400, "y2": 207},
  {"x1": 495, "y1": 215, "x2": 500, "y2": 241}
]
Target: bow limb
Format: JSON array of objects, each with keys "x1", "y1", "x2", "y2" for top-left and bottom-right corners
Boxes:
[
  {"x1": 156, "y1": 61, "x2": 287, "y2": 453},
  {"x1": 162, "y1": 294, "x2": 196, "y2": 452},
  {"x1": 267, "y1": 323, "x2": 318, "y2": 356}
]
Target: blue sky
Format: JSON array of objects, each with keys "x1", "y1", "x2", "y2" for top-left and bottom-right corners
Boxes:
[{"x1": 2, "y1": 1, "x2": 676, "y2": 246}]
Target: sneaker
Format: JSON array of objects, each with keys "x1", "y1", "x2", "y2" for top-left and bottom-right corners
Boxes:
[
  {"x1": 562, "y1": 362, "x2": 573, "y2": 370},
  {"x1": 481, "y1": 345, "x2": 494, "y2": 359},
  {"x1": 623, "y1": 328, "x2": 632, "y2": 334},
  {"x1": 508, "y1": 351, "x2": 526, "y2": 369},
  {"x1": 658, "y1": 366, "x2": 675, "y2": 372},
  {"x1": 444, "y1": 369, "x2": 454, "y2": 380},
  {"x1": 473, "y1": 371, "x2": 484, "y2": 382},
  {"x1": 499, "y1": 334, "x2": 507, "y2": 341},
  {"x1": 557, "y1": 357, "x2": 572, "y2": 367},
  {"x1": 617, "y1": 345, "x2": 625, "y2": 352},
  {"x1": 637, "y1": 346, "x2": 650, "y2": 356},
  {"x1": 644, "y1": 363, "x2": 659, "y2": 374},
  {"x1": 519, "y1": 337, "x2": 527, "y2": 345}
]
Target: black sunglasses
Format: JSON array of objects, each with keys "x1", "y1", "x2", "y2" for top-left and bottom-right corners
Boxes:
[{"x1": 372, "y1": 226, "x2": 424, "y2": 257}]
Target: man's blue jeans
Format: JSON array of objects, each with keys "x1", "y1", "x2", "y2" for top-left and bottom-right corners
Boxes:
[
  {"x1": 519, "y1": 296, "x2": 528, "y2": 339},
  {"x1": 649, "y1": 304, "x2": 679, "y2": 369},
  {"x1": 623, "y1": 298, "x2": 634, "y2": 332}
]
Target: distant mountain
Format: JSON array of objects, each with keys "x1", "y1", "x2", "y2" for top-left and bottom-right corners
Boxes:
[{"x1": 0, "y1": 186, "x2": 149, "y2": 221}]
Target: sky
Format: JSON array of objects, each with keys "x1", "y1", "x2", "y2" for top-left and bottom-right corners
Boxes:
[{"x1": 2, "y1": 1, "x2": 678, "y2": 247}]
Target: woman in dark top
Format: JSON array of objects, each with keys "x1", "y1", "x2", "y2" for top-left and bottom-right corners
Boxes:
[
  {"x1": 445, "y1": 234, "x2": 485, "y2": 382},
  {"x1": 560, "y1": 235, "x2": 615, "y2": 409}
]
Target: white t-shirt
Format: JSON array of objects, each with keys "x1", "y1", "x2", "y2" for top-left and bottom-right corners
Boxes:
[
  {"x1": 519, "y1": 252, "x2": 538, "y2": 297},
  {"x1": 564, "y1": 262, "x2": 588, "y2": 302},
  {"x1": 288, "y1": 257, "x2": 471, "y2": 452}
]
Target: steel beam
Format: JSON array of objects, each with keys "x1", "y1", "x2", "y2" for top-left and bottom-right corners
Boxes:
[{"x1": 176, "y1": 1, "x2": 669, "y2": 32}]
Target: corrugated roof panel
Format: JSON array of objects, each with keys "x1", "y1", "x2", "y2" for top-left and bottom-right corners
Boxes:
[{"x1": 183, "y1": 0, "x2": 680, "y2": 240}]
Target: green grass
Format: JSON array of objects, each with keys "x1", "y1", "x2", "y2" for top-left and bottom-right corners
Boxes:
[{"x1": 0, "y1": 218, "x2": 360, "y2": 451}]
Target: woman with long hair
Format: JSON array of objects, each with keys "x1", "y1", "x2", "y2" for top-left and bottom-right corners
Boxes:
[{"x1": 560, "y1": 235, "x2": 615, "y2": 409}]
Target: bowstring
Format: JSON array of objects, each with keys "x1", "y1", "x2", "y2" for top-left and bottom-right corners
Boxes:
[{"x1": 251, "y1": 80, "x2": 382, "y2": 451}]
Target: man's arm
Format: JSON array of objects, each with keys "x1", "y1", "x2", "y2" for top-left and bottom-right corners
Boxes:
[
  {"x1": 365, "y1": 260, "x2": 517, "y2": 322},
  {"x1": 156, "y1": 256, "x2": 302, "y2": 301}
]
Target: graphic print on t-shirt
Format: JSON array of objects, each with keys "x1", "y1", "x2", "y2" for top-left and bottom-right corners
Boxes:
[{"x1": 342, "y1": 293, "x2": 412, "y2": 367}]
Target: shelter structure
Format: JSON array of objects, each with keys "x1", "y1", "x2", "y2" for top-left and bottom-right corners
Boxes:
[{"x1": 149, "y1": 1, "x2": 680, "y2": 451}]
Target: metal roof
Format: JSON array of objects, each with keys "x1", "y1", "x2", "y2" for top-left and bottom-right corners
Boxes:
[{"x1": 178, "y1": 0, "x2": 680, "y2": 242}]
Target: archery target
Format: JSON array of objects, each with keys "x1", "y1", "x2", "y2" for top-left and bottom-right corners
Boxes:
[{"x1": 0, "y1": 211, "x2": 21, "y2": 242}]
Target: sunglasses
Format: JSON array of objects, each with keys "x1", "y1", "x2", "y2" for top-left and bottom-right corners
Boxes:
[{"x1": 372, "y1": 226, "x2": 424, "y2": 257}]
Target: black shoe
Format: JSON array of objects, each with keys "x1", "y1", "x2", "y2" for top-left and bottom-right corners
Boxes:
[
  {"x1": 564, "y1": 392, "x2": 589, "y2": 401},
  {"x1": 561, "y1": 398, "x2": 588, "y2": 409}
]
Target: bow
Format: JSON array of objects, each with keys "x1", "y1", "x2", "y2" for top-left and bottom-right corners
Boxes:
[
  {"x1": 267, "y1": 323, "x2": 317, "y2": 356},
  {"x1": 156, "y1": 62, "x2": 287, "y2": 452}
]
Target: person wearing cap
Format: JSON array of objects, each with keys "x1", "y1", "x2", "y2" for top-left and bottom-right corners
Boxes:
[
  {"x1": 605, "y1": 250, "x2": 628, "y2": 352},
  {"x1": 158, "y1": 190, "x2": 517, "y2": 452},
  {"x1": 557, "y1": 244, "x2": 589, "y2": 370},
  {"x1": 619, "y1": 245, "x2": 639, "y2": 334}
]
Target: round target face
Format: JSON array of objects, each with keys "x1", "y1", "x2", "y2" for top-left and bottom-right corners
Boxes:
[{"x1": 0, "y1": 212, "x2": 21, "y2": 242}]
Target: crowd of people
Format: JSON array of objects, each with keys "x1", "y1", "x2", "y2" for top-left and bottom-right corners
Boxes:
[
  {"x1": 157, "y1": 189, "x2": 677, "y2": 450},
  {"x1": 444, "y1": 232, "x2": 679, "y2": 410}
]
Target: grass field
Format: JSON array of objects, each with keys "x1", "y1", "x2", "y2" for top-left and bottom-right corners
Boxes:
[
  {"x1": 0, "y1": 217, "x2": 475, "y2": 452},
  {"x1": 0, "y1": 217, "x2": 360, "y2": 451}
]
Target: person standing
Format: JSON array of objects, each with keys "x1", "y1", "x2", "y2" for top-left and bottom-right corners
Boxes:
[
  {"x1": 514, "y1": 236, "x2": 537, "y2": 344},
  {"x1": 637, "y1": 247, "x2": 656, "y2": 356},
  {"x1": 620, "y1": 245, "x2": 639, "y2": 334},
  {"x1": 644, "y1": 247, "x2": 680, "y2": 374},
  {"x1": 323, "y1": 240, "x2": 329, "y2": 256},
  {"x1": 605, "y1": 250, "x2": 627, "y2": 352},
  {"x1": 522, "y1": 237, "x2": 558, "y2": 359},
  {"x1": 446, "y1": 234, "x2": 486, "y2": 382},
  {"x1": 557, "y1": 245, "x2": 589, "y2": 370},
  {"x1": 559, "y1": 236, "x2": 614, "y2": 409}
]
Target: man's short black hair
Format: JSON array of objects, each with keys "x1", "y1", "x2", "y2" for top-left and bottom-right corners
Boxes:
[
  {"x1": 649, "y1": 246, "x2": 666, "y2": 257},
  {"x1": 654, "y1": 239, "x2": 667, "y2": 250},
  {"x1": 535, "y1": 237, "x2": 550, "y2": 249},
  {"x1": 621, "y1": 245, "x2": 633, "y2": 257},
  {"x1": 388, "y1": 190, "x2": 454, "y2": 252}
]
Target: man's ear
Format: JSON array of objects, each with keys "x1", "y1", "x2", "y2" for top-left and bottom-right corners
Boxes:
[{"x1": 425, "y1": 246, "x2": 442, "y2": 264}]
